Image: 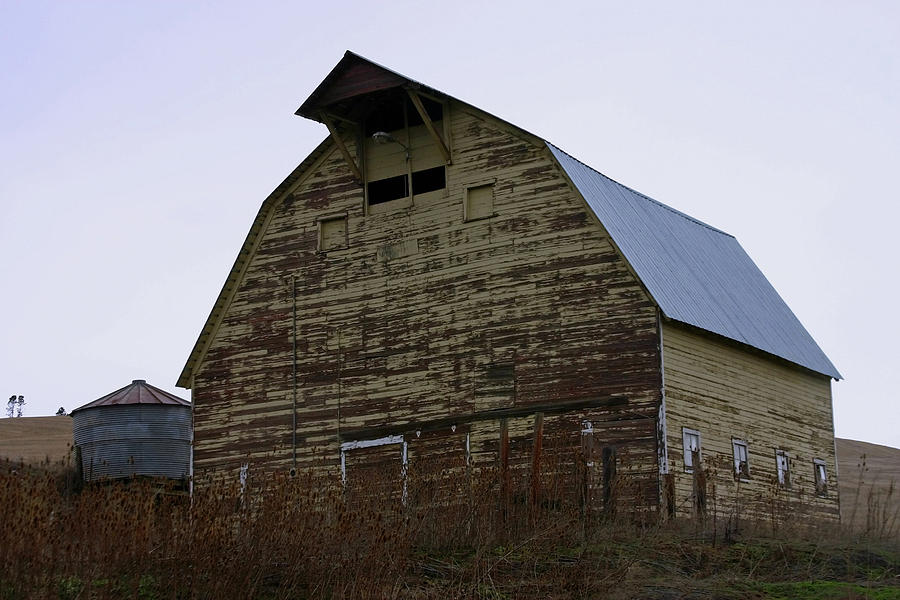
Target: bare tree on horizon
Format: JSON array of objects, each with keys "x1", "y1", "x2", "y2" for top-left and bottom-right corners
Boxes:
[{"x1": 7, "y1": 395, "x2": 25, "y2": 418}]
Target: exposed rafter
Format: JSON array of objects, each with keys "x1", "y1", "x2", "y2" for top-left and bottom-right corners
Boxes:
[
  {"x1": 320, "y1": 111, "x2": 357, "y2": 126},
  {"x1": 406, "y1": 88, "x2": 451, "y2": 164}
]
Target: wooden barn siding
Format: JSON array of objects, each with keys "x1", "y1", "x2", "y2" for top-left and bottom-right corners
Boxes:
[
  {"x1": 192, "y1": 104, "x2": 662, "y2": 510},
  {"x1": 661, "y1": 321, "x2": 840, "y2": 522}
]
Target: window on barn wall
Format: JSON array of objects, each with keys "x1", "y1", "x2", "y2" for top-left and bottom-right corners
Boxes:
[
  {"x1": 465, "y1": 183, "x2": 495, "y2": 221},
  {"x1": 732, "y1": 439, "x2": 750, "y2": 480},
  {"x1": 682, "y1": 428, "x2": 701, "y2": 472},
  {"x1": 318, "y1": 215, "x2": 348, "y2": 251},
  {"x1": 364, "y1": 94, "x2": 446, "y2": 209},
  {"x1": 775, "y1": 449, "x2": 791, "y2": 487},
  {"x1": 813, "y1": 458, "x2": 828, "y2": 496}
]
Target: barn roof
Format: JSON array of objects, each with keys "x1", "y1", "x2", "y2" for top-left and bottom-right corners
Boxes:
[
  {"x1": 177, "y1": 52, "x2": 840, "y2": 387},
  {"x1": 296, "y1": 51, "x2": 441, "y2": 122},
  {"x1": 548, "y1": 144, "x2": 841, "y2": 379},
  {"x1": 72, "y1": 380, "x2": 190, "y2": 414}
]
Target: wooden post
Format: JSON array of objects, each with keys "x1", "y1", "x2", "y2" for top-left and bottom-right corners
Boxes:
[
  {"x1": 602, "y1": 446, "x2": 617, "y2": 517},
  {"x1": 499, "y1": 417, "x2": 509, "y2": 528},
  {"x1": 530, "y1": 413, "x2": 544, "y2": 514}
]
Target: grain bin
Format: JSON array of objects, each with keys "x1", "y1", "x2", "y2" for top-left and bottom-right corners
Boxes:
[{"x1": 71, "y1": 379, "x2": 191, "y2": 483}]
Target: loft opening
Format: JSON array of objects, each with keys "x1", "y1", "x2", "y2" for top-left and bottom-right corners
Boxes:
[
  {"x1": 363, "y1": 95, "x2": 443, "y2": 137},
  {"x1": 367, "y1": 166, "x2": 446, "y2": 205},
  {"x1": 367, "y1": 174, "x2": 408, "y2": 205},
  {"x1": 363, "y1": 91, "x2": 447, "y2": 207},
  {"x1": 411, "y1": 166, "x2": 445, "y2": 194}
]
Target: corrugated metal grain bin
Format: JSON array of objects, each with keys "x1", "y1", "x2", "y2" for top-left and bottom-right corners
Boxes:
[{"x1": 71, "y1": 379, "x2": 191, "y2": 482}]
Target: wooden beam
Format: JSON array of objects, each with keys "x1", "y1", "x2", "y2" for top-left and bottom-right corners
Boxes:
[
  {"x1": 320, "y1": 111, "x2": 357, "y2": 126},
  {"x1": 321, "y1": 113, "x2": 363, "y2": 184},
  {"x1": 339, "y1": 395, "x2": 629, "y2": 442},
  {"x1": 406, "y1": 89, "x2": 451, "y2": 164}
]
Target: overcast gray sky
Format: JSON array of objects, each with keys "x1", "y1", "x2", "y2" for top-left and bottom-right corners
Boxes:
[{"x1": 1, "y1": 1, "x2": 897, "y2": 448}]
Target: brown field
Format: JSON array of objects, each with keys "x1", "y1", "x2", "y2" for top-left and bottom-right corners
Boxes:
[
  {"x1": 0, "y1": 415, "x2": 72, "y2": 467},
  {"x1": 836, "y1": 437, "x2": 900, "y2": 531}
]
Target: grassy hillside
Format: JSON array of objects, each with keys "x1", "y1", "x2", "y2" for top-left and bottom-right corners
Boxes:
[
  {"x1": 0, "y1": 415, "x2": 72, "y2": 467},
  {"x1": 837, "y1": 438, "x2": 900, "y2": 532}
]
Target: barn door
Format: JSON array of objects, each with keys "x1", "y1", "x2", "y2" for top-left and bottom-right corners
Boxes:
[
  {"x1": 340, "y1": 435, "x2": 408, "y2": 505},
  {"x1": 405, "y1": 426, "x2": 470, "y2": 506}
]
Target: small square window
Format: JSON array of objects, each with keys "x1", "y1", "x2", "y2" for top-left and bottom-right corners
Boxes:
[
  {"x1": 813, "y1": 458, "x2": 828, "y2": 496},
  {"x1": 682, "y1": 428, "x2": 701, "y2": 472},
  {"x1": 465, "y1": 183, "x2": 494, "y2": 221},
  {"x1": 775, "y1": 449, "x2": 791, "y2": 487},
  {"x1": 319, "y1": 216, "x2": 347, "y2": 251},
  {"x1": 732, "y1": 439, "x2": 750, "y2": 480}
]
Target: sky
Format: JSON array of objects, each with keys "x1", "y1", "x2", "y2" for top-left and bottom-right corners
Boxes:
[{"x1": 1, "y1": 1, "x2": 898, "y2": 448}]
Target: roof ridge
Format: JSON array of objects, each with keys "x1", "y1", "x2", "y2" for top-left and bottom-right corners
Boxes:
[{"x1": 545, "y1": 141, "x2": 734, "y2": 238}]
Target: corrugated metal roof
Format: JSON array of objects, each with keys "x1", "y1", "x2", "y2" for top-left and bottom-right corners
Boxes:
[
  {"x1": 548, "y1": 142, "x2": 841, "y2": 379},
  {"x1": 72, "y1": 380, "x2": 190, "y2": 414}
]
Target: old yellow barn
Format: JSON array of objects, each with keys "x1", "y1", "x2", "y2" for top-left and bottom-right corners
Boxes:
[{"x1": 178, "y1": 52, "x2": 841, "y2": 521}]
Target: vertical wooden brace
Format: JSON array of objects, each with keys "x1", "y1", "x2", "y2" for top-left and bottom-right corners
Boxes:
[
  {"x1": 500, "y1": 417, "x2": 510, "y2": 520},
  {"x1": 602, "y1": 446, "x2": 617, "y2": 515},
  {"x1": 531, "y1": 413, "x2": 544, "y2": 508}
]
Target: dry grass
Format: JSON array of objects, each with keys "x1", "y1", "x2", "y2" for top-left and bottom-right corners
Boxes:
[
  {"x1": 0, "y1": 428, "x2": 897, "y2": 597},
  {"x1": 2, "y1": 417, "x2": 897, "y2": 531},
  {"x1": 0, "y1": 416, "x2": 72, "y2": 467},
  {"x1": 0, "y1": 456, "x2": 898, "y2": 600}
]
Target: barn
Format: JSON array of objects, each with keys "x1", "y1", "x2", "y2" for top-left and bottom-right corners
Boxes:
[{"x1": 178, "y1": 52, "x2": 841, "y2": 521}]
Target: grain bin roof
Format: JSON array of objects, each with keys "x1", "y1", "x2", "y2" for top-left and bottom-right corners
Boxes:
[{"x1": 72, "y1": 380, "x2": 190, "y2": 414}]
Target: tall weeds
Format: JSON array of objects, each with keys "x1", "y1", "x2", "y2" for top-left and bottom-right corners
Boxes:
[{"x1": 0, "y1": 455, "x2": 896, "y2": 599}]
